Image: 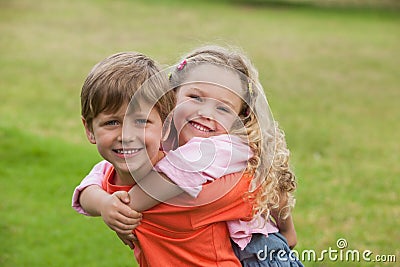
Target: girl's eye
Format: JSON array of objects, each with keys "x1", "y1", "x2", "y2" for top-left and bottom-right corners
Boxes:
[
  {"x1": 105, "y1": 120, "x2": 119, "y2": 126},
  {"x1": 217, "y1": 105, "x2": 231, "y2": 113},
  {"x1": 189, "y1": 94, "x2": 202, "y2": 102}
]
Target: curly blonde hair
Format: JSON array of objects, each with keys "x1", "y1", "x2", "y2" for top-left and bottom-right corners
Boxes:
[{"x1": 170, "y1": 45, "x2": 297, "y2": 219}]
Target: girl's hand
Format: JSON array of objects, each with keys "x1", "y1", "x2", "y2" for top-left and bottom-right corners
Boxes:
[
  {"x1": 99, "y1": 191, "x2": 142, "y2": 235},
  {"x1": 273, "y1": 212, "x2": 297, "y2": 249}
]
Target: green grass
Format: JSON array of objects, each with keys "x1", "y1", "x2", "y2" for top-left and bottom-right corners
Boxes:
[{"x1": 1, "y1": 0, "x2": 399, "y2": 266}]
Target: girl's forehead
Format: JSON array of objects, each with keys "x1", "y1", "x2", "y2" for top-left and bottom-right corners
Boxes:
[{"x1": 183, "y1": 64, "x2": 245, "y2": 96}]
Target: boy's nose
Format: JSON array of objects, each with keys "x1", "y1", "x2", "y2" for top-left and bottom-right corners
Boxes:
[{"x1": 119, "y1": 128, "x2": 137, "y2": 143}]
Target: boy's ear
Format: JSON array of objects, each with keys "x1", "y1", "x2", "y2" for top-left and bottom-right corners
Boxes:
[
  {"x1": 81, "y1": 116, "x2": 96, "y2": 144},
  {"x1": 161, "y1": 113, "x2": 173, "y2": 142}
]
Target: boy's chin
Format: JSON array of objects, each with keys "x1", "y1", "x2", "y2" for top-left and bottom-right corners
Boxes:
[{"x1": 127, "y1": 162, "x2": 153, "y2": 180}]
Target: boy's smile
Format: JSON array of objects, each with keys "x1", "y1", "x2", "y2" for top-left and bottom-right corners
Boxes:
[{"x1": 113, "y1": 147, "x2": 143, "y2": 158}]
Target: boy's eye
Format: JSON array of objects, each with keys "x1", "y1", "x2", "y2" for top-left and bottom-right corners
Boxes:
[
  {"x1": 105, "y1": 120, "x2": 119, "y2": 126},
  {"x1": 135, "y1": 119, "x2": 149, "y2": 125}
]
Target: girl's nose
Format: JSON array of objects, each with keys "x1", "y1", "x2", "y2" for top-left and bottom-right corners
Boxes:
[{"x1": 197, "y1": 102, "x2": 215, "y2": 120}]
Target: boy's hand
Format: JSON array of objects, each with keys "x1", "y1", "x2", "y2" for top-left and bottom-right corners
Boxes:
[
  {"x1": 117, "y1": 232, "x2": 137, "y2": 250},
  {"x1": 99, "y1": 191, "x2": 142, "y2": 235}
]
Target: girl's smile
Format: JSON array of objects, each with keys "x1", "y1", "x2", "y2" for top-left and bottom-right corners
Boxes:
[
  {"x1": 173, "y1": 64, "x2": 245, "y2": 146},
  {"x1": 188, "y1": 120, "x2": 215, "y2": 133}
]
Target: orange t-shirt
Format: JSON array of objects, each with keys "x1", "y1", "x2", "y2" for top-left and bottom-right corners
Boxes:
[
  {"x1": 101, "y1": 165, "x2": 254, "y2": 267},
  {"x1": 101, "y1": 166, "x2": 133, "y2": 193}
]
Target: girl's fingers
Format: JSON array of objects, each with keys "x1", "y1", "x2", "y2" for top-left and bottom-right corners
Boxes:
[
  {"x1": 111, "y1": 216, "x2": 141, "y2": 234},
  {"x1": 113, "y1": 191, "x2": 130, "y2": 204},
  {"x1": 122, "y1": 208, "x2": 142, "y2": 219},
  {"x1": 118, "y1": 215, "x2": 142, "y2": 226}
]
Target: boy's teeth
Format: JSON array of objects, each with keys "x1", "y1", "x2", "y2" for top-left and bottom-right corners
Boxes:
[{"x1": 117, "y1": 149, "x2": 140, "y2": 154}]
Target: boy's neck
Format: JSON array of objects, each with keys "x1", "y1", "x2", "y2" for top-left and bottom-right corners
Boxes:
[
  {"x1": 111, "y1": 151, "x2": 165, "y2": 186},
  {"x1": 112, "y1": 169, "x2": 136, "y2": 186}
]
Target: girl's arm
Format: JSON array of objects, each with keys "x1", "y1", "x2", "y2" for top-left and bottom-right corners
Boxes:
[
  {"x1": 273, "y1": 212, "x2": 297, "y2": 249},
  {"x1": 74, "y1": 136, "x2": 251, "y2": 248},
  {"x1": 127, "y1": 134, "x2": 252, "y2": 211},
  {"x1": 153, "y1": 135, "x2": 253, "y2": 197},
  {"x1": 74, "y1": 135, "x2": 250, "y2": 225},
  {"x1": 270, "y1": 193, "x2": 297, "y2": 249},
  {"x1": 72, "y1": 160, "x2": 141, "y2": 236},
  {"x1": 71, "y1": 160, "x2": 110, "y2": 215},
  {"x1": 127, "y1": 171, "x2": 183, "y2": 211},
  {"x1": 79, "y1": 186, "x2": 141, "y2": 235}
]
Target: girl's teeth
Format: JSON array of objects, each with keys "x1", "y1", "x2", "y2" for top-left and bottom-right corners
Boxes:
[{"x1": 191, "y1": 122, "x2": 211, "y2": 132}]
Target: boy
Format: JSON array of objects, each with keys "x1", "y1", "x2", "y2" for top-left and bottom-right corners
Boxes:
[{"x1": 76, "y1": 51, "x2": 177, "y2": 246}]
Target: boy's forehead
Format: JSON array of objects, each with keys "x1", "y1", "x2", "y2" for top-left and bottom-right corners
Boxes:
[
  {"x1": 99, "y1": 101, "x2": 129, "y2": 116},
  {"x1": 127, "y1": 100, "x2": 155, "y2": 114}
]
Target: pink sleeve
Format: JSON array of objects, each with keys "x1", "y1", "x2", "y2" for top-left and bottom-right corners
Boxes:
[
  {"x1": 154, "y1": 134, "x2": 253, "y2": 197},
  {"x1": 71, "y1": 160, "x2": 111, "y2": 216}
]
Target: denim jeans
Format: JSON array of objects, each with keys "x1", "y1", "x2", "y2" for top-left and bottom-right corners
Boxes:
[{"x1": 231, "y1": 233, "x2": 304, "y2": 267}]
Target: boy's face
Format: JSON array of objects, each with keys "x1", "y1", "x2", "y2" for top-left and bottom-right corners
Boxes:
[
  {"x1": 173, "y1": 65, "x2": 243, "y2": 146},
  {"x1": 83, "y1": 102, "x2": 163, "y2": 181}
]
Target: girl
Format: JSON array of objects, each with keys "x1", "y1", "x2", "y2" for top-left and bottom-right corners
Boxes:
[
  {"x1": 163, "y1": 45, "x2": 302, "y2": 266},
  {"x1": 73, "y1": 45, "x2": 302, "y2": 266}
]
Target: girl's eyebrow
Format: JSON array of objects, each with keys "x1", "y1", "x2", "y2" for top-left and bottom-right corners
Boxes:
[{"x1": 190, "y1": 87, "x2": 235, "y2": 110}]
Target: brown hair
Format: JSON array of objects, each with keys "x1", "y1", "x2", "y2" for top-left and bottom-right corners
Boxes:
[{"x1": 81, "y1": 52, "x2": 175, "y2": 131}]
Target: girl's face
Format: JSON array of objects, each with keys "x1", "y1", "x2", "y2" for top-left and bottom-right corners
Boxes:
[{"x1": 173, "y1": 64, "x2": 244, "y2": 146}]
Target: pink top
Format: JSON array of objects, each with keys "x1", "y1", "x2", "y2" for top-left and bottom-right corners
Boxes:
[
  {"x1": 72, "y1": 161, "x2": 109, "y2": 216},
  {"x1": 154, "y1": 135, "x2": 253, "y2": 197},
  {"x1": 72, "y1": 134, "x2": 278, "y2": 250}
]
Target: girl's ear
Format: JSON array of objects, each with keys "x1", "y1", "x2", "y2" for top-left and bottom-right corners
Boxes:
[{"x1": 82, "y1": 116, "x2": 96, "y2": 144}]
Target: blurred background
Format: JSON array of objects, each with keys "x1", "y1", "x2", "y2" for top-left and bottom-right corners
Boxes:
[{"x1": 1, "y1": 0, "x2": 399, "y2": 266}]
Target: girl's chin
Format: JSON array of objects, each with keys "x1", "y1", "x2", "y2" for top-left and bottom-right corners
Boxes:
[
  {"x1": 178, "y1": 135, "x2": 190, "y2": 146},
  {"x1": 179, "y1": 132, "x2": 215, "y2": 145}
]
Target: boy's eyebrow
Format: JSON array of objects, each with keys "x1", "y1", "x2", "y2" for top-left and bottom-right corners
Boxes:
[
  {"x1": 126, "y1": 106, "x2": 153, "y2": 117},
  {"x1": 191, "y1": 87, "x2": 236, "y2": 110},
  {"x1": 99, "y1": 110, "x2": 124, "y2": 118}
]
